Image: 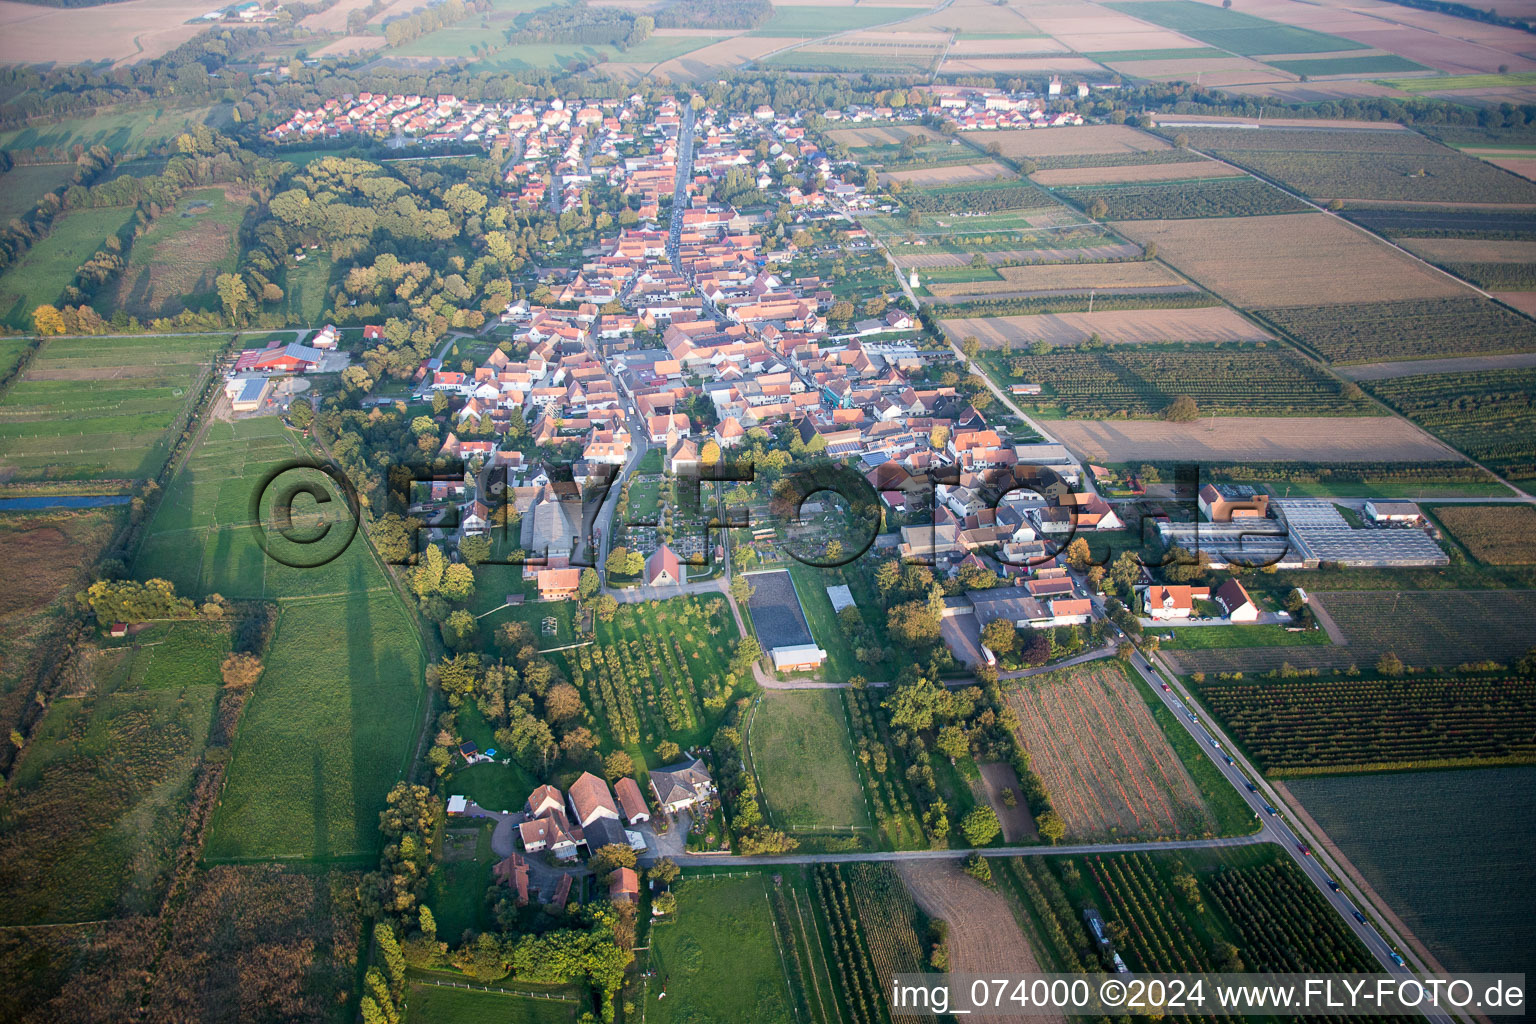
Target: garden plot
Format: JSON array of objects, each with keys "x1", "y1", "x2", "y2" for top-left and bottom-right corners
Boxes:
[
  {"x1": 1005, "y1": 662, "x2": 1214, "y2": 840},
  {"x1": 1111, "y1": 213, "x2": 1469, "y2": 308},
  {"x1": 883, "y1": 161, "x2": 1016, "y2": 186}
]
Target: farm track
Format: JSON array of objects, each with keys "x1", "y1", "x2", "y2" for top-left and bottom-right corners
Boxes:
[{"x1": 897, "y1": 861, "x2": 1061, "y2": 1024}]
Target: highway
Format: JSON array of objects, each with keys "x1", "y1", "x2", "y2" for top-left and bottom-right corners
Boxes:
[{"x1": 1121, "y1": 647, "x2": 1459, "y2": 1024}]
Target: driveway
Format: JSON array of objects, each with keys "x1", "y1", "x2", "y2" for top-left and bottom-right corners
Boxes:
[{"x1": 636, "y1": 810, "x2": 690, "y2": 863}]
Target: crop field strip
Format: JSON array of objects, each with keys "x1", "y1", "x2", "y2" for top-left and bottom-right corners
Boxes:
[
  {"x1": 1431, "y1": 504, "x2": 1536, "y2": 564},
  {"x1": 1169, "y1": 126, "x2": 1536, "y2": 204},
  {"x1": 1005, "y1": 662, "x2": 1214, "y2": 839},
  {"x1": 976, "y1": 344, "x2": 1371, "y2": 418},
  {"x1": 1285, "y1": 767, "x2": 1536, "y2": 976},
  {"x1": 1195, "y1": 675, "x2": 1536, "y2": 776},
  {"x1": 1105, "y1": 0, "x2": 1369, "y2": 56},
  {"x1": 1052, "y1": 176, "x2": 1312, "y2": 219},
  {"x1": 1365, "y1": 366, "x2": 1536, "y2": 481},
  {"x1": 1255, "y1": 297, "x2": 1536, "y2": 364}
]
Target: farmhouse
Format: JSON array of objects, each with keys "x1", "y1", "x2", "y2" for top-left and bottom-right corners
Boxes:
[
  {"x1": 1140, "y1": 585, "x2": 1211, "y2": 620},
  {"x1": 536, "y1": 567, "x2": 581, "y2": 601},
  {"x1": 608, "y1": 866, "x2": 640, "y2": 904},
  {"x1": 649, "y1": 758, "x2": 715, "y2": 814},
  {"x1": 1214, "y1": 579, "x2": 1259, "y2": 621},
  {"x1": 615, "y1": 777, "x2": 650, "y2": 824},
  {"x1": 568, "y1": 771, "x2": 621, "y2": 827},
  {"x1": 1365, "y1": 500, "x2": 1423, "y2": 524},
  {"x1": 251, "y1": 342, "x2": 325, "y2": 373},
  {"x1": 519, "y1": 810, "x2": 582, "y2": 858},
  {"x1": 493, "y1": 852, "x2": 531, "y2": 904}
]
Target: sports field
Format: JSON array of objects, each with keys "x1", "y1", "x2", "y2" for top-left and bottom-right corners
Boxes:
[
  {"x1": 750, "y1": 690, "x2": 870, "y2": 831},
  {"x1": 0, "y1": 333, "x2": 228, "y2": 481}
]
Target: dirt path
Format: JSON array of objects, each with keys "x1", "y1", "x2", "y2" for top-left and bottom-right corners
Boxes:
[
  {"x1": 1305, "y1": 596, "x2": 1350, "y2": 646},
  {"x1": 897, "y1": 861, "x2": 1063, "y2": 1024},
  {"x1": 1271, "y1": 780, "x2": 1449, "y2": 977}
]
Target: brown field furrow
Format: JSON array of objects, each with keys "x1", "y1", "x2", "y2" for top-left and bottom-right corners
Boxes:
[
  {"x1": 897, "y1": 861, "x2": 1062, "y2": 1024},
  {"x1": 964, "y1": 124, "x2": 1170, "y2": 158},
  {"x1": 1048, "y1": 416, "x2": 1460, "y2": 462},
  {"x1": 1006, "y1": 663, "x2": 1206, "y2": 839},
  {"x1": 882, "y1": 161, "x2": 1016, "y2": 186},
  {"x1": 0, "y1": 0, "x2": 213, "y2": 64},
  {"x1": 904, "y1": 242, "x2": 1142, "y2": 267},
  {"x1": 941, "y1": 56, "x2": 1106, "y2": 74},
  {"x1": 1111, "y1": 213, "x2": 1470, "y2": 308},
  {"x1": 941, "y1": 307, "x2": 1271, "y2": 347},
  {"x1": 1399, "y1": 238, "x2": 1536, "y2": 263}
]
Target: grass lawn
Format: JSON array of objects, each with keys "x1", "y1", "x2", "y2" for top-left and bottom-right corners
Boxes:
[
  {"x1": 749, "y1": 4, "x2": 924, "y2": 35},
  {"x1": 647, "y1": 874, "x2": 797, "y2": 1024},
  {"x1": 1157, "y1": 624, "x2": 1330, "y2": 650},
  {"x1": 0, "y1": 333, "x2": 229, "y2": 481},
  {"x1": 205, "y1": 587, "x2": 427, "y2": 862},
  {"x1": 428, "y1": 821, "x2": 497, "y2": 945},
  {"x1": 782, "y1": 562, "x2": 859, "y2": 682},
  {"x1": 1261, "y1": 478, "x2": 1513, "y2": 498},
  {"x1": 748, "y1": 690, "x2": 870, "y2": 831},
  {"x1": 0, "y1": 621, "x2": 227, "y2": 924},
  {"x1": 0, "y1": 163, "x2": 77, "y2": 222},
  {"x1": 281, "y1": 254, "x2": 334, "y2": 325},
  {"x1": 0, "y1": 336, "x2": 34, "y2": 384},
  {"x1": 448, "y1": 759, "x2": 538, "y2": 814},
  {"x1": 110, "y1": 186, "x2": 249, "y2": 319},
  {"x1": 0, "y1": 104, "x2": 231, "y2": 156},
  {"x1": 405, "y1": 982, "x2": 578, "y2": 1024},
  {"x1": 468, "y1": 43, "x2": 616, "y2": 70},
  {"x1": 628, "y1": 477, "x2": 662, "y2": 520},
  {"x1": 607, "y1": 34, "x2": 724, "y2": 64},
  {"x1": 1385, "y1": 71, "x2": 1536, "y2": 93},
  {"x1": 0, "y1": 205, "x2": 136, "y2": 329}
]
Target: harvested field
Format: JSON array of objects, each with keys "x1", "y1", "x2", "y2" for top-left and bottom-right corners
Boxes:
[
  {"x1": 1495, "y1": 291, "x2": 1536, "y2": 316},
  {"x1": 1399, "y1": 237, "x2": 1536, "y2": 264},
  {"x1": 945, "y1": 306, "x2": 1270, "y2": 347},
  {"x1": 1006, "y1": 662, "x2": 1214, "y2": 840},
  {"x1": 300, "y1": 0, "x2": 374, "y2": 30},
  {"x1": 897, "y1": 861, "x2": 1059, "y2": 1024},
  {"x1": 965, "y1": 124, "x2": 1169, "y2": 159},
  {"x1": 1049, "y1": 416, "x2": 1460, "y2": 463},
  {"x1": 883, "y1": 161, "x2": 1015, "y2": 186},
  {"x1": 313, "y1": 35, "x2": 388, "y2": 57},
  {"x1": 1104, "y1": 55, "x2": 1273, "y2": 78},
  {"x1": 1112, "y1": 214, "x2": 1471, "y2": 307},
  {"x1": 977, "y1": 762, "x2": 1037, "y2": 842},
  {"x1": 826, "y1": 124, "x2": 940, "y2": 148},
  {"x1": 1433, "y1": 505, "x2": 1536, "y2": 564},
  {"x1": 1032, "y1": 160, "x2": 1236, "y2": 186},
  {"x1": 948, "y1": 36, "x2": 1066, "y2": 55},
  {"x1": 1338, "y1": 352, "x2": 1536, "y2": 382},
  {"x1": 0, "y1": 0, "x2": 213, "y2": 64},
  {"x1": 940, "y1": 55, "x2": 1104, "y2": 74},
  {"x1": 651, "y1": 35, "x2": 783, "y2": 77},
  {"x1": 925, "y1": 260, "x2": 1185, "y2": 298}
]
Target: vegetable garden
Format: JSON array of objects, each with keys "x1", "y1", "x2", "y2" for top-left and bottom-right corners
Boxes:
[{"x1": 1194, "y1": 675, "x2": 1536, "y2": 776}]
